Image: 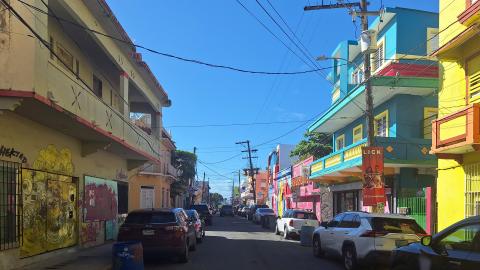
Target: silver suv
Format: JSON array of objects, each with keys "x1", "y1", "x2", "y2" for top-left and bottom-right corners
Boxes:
[{"x1": 312, "y1": 212, "x2": 427, "y2": 270}]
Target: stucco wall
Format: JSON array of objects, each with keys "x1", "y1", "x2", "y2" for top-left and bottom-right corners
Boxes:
[{"x1": 129, "y1": 174, "x2": 171, "y2": 210}]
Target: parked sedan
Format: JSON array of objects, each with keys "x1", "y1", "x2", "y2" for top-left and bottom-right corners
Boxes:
[
  {"x1": 220, "y1": 205, "x2": 234, "y2": 217},
  {"x1": 253, "y1": 208, "x2": 276, "y2": 225},
  {"x1": 247, "y1": 204, "x2": 268, "y2": 221},
  {"x1": 185, "y1": 209, "x2": 205, "y2": 243},
  {"x1": 391, "y1": 215, "x2": 480, "y2": 270},
  {"x1": 118, "y1": 208, "x2": 196, "y2": 263},
  {"x1": 276, "y1": 209, "x2": 319, "y2": 239}
]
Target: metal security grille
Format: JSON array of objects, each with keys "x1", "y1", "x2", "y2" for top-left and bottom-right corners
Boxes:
[
  {"x1": 0, "y1": 160, "x2": 22, "y2": 251},
  {"x1": 465, "y1": 163, "x2": 480, "y2": 218}
]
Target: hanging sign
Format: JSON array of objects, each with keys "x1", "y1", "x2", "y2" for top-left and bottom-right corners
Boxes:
[{"x1": 362, "y1": 147, "x2": 386, "y2": 206}]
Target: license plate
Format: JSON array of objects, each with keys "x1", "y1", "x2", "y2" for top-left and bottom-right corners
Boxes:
[
  {"x1": 395, "y1": 240, "x2": 408, "y2": 247},
  {"x1": 142, "y1": 229, "x2": 155, "y2": 236}
]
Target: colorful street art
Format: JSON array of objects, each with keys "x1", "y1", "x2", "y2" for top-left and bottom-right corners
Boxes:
[
  {"x1": 84, "y1": 176, "x2": 118, "y2": 221},
  {"x1": 21, "y1": 145, "x2": 77, "y2": 258},
  {"x1": 80, "y1": 221, "x2": 102, "y2": 244}
]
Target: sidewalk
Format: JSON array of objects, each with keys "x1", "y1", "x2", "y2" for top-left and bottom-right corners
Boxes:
[{"x1": 21, "y1": 243, "x2": 112, "y2": 270}]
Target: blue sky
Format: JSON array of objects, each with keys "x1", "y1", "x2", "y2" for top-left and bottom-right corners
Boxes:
[{"x1": 107, "y1": 0, "x2": 438, "y2": 199}]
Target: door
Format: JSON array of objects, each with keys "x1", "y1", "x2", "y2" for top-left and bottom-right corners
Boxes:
[
  {"x1": 426, "y1": 223, "x2": 480, "y2": 270},
  {"x1": 140, "y1": 186, "x2": 155, "y2": 209},
  {"x1": 332, "y1": 214, "x2": 355, "y2": 252},
  {"x1": 321, "y1": 213, "x2": 344, "y2": 252}
]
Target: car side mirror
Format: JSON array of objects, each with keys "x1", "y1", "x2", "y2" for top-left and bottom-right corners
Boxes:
[
  {"x1": 320, "y1": 221, "x2": 329, "y2": 228},
  {"x1": 421, "y1": 236, "x2": 432, "y2": 247}
]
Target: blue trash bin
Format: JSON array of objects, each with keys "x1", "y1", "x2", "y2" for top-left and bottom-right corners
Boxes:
[{"x1": 113, "y1": 241, "x2": 144, "y2": 270}]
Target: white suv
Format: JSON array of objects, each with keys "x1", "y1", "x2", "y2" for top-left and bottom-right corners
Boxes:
[
  {"x1": 275, "y1": 209, "x2": 319, "y2": 239},
  {"x1": 312, "y1": 212, "x2": 427, "y2": 270}
]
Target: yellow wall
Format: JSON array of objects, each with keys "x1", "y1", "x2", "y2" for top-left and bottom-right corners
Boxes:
[{"x1": 129, "y1": 175, "x2": 172, "y2": 210}]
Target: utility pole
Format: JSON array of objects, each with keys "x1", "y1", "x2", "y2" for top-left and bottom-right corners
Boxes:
[
  {"x1": 236, "y1": 140, "x2": 259, "y2": 204},
  {"x1": 305, "y1": 0, "x2": 378, "y2": 146}
]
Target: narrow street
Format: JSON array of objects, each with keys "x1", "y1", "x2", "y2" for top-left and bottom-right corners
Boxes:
[{"x1": 144, "y1": 215, "x2": 343, "y2": 270}]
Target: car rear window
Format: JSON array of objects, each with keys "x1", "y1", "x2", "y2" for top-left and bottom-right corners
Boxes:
[
  {"x1": 125, "y1": 212, "x2": 176, "y2": 224},
  {"x1": 369, "y1": 217, "x2": 426, "y2": 234},
  {"x1": 293, "y1": 212, "x2": 317, "y2": 220}
]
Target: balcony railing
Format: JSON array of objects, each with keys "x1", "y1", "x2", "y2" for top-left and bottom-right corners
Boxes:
[
  {"x1": 46, "y1": 60, "x2": 161, "y2": 160},
  {"x1": 139, "y1": 162, "x2": 178, "y2": 178},
  {"x1": 431, "y1": 103, "x2": 480, "y2": 155},
  {"x1": 311, "y1": 139, "x2": 367, "y2": 176}
]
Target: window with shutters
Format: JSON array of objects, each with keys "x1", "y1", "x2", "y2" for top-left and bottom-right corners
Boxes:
[
  {"x1": 427, "y1": 28, "x2": 439, "y2": 55},
  {"x1": 374, "y1": 110, "x2": 389, "y2": 137},
  {"x1": 372, "y1": 41, "x2": 385, "y2": 72},
  {"x1": 353, "y1": 124, "x2": 363, "y2": 143},
  {"x1": 335, "y1": 134, "x2": 345, "y2": 151},
  {"x1": 56, "y1": 42, "x2": 74, "y2": 71},
  {"x1": 467, "y1": 54, "x2": 480, "y2": 103}
]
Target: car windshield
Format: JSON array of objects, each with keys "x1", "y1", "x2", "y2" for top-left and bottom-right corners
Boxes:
[
  {"x1": 369, "y1": 217, "x2": 426, "y2": 234},
  {"x1": 259, "y1": 208, "x2": 274, "y2": 213},
  {"x1": 293, "y1": 212, "x2": 317, "y2": 219},
  {"x1": 124, "y1": 212, "x2": 176, "y2": 224}
]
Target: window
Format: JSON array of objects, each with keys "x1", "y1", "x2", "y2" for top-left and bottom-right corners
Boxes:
[
  {"x1": 351, "y1": 65, "x2": 364, "y2": 85},
  {"x1": 339, "y1": 214, "x2": 355, "y2": 228},
  {"x1": 374, "y1": 110, "x2": 389, "y2": 137},
  {"x1": 335, "y1": 134, "x2": 345, "y2": 151},
  {"x1": 426, "y1": 28, "x2": 439, "y2": 55},
  {"x1": 372, "y1": 40, "x2": 385, "y2": 72},
  {"x1": 353, "y1": 124, "x2": 363, "y2": 143},
  {"x1": 437, "y1": 224, "x2": 480, "y2": 252},
  {"x1": 75, "y1": 59, "x2": 80, "y2": 79},
  {"x1": 92, "y1": 75, "x2": 103, "y2": 98},
  {"x1": 467, "y1": 54, "x2": 480, "y2": 103},
  {"x1": 49, "y1": 36, "x2": 55, "y2": 60},
  {"x1": 423, "y1": 107, "x2": 438, "y2": 139},
  {"x1": 0, "y1": 160, "x2": 22, "y2": 251},
  {"x1": 465, "y1": 163, "x2": 480, "y2": 218},
  {"x1": 328, "y1": 213, "x2": 345, "y2": 227},
  {"x1": 369, "y1": 217, "x2": 426, "y2": 234},
  {"x1": 56, "y1": 42, "x2": 74, "y2": 71}
]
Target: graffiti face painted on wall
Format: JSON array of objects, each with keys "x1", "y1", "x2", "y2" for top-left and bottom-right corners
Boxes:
[{"x1": 21, "y1": 145, "x2": 77, "y2": 258}]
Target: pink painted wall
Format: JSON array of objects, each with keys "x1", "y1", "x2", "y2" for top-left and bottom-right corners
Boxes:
[{"x1": 290, "y1": 157, "x2": 321, "y2": 220}]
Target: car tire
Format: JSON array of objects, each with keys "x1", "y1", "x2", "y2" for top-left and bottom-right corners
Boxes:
[
  {"x1": 343, "y1": 245, "x2": 358, "y2": 270},
  {"x1": 189, "y1": 238, "x2": 197, "y2": 251},
  {"x1": 275, "y1": 224, "x2": 280, "y2": 235},
  {"x1": 283, "y1": 226, "x2": 289, "y2": 240},
  {"x1": 179, "y1": 242, "x2": 189, "y2": 263},
  {"x1": 312, "y1": 235, "x2": 324, "y2": 258}
]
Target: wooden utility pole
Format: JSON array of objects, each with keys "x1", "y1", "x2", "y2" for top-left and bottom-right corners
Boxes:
[
  {"x1": 304, "y1": 0, "x2": 378, "y2": 146},
  {"x1": 236, "y1": 140, "x2": 259, "y2": 203}
]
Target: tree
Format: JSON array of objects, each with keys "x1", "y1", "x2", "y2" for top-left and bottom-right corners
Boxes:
[
  {"x1": 210, "y1": 193, "x2": 224, "y2": 207},
  {"x1": 170, "y1": 150, "x2": 197, "y2": 198},
  {"x1": 290, "y1": 132, "x2": 332, "y2": 160}
]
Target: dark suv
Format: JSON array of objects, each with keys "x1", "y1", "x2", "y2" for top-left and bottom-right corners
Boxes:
[
  {"x1": 118, "y1": 208, "x2": 196, "y2": 263},
  {"x1": 220, "y1": 205, "x2": 234, "y2": 217},
  {"x1": 189, "y1": 204, "x2": 213, "y2": 225},
  {"x1": 391, "y1": 215, "x2": 480, "y2": 270}
]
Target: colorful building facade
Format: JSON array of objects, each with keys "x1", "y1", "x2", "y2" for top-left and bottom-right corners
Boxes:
[
  {"x1": 290, "y1": 157, "x2": 322, "y2": 221},
  {"x1": 0, "y1": 1, "x2": 170, "y2": 268},
  {"x1": 430, "y1": 0, "x2": 480, "y2": 231},
  {"x1": 308, "y1": 7, "x2": 439, "y2": 232}
]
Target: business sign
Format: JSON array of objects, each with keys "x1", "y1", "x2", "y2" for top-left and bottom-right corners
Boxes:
[{"x1": 361, "y1": 147, "x2": 386, "y2": 206}]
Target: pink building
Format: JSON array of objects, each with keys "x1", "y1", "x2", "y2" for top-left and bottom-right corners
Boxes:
[{"x1": 290, "y1": 157, "x2": 322, "y2": 221}]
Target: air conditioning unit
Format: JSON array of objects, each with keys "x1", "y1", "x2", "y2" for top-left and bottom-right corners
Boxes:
[{"x1": 301, "y1": 166, "x2": 311, "y2": 177}]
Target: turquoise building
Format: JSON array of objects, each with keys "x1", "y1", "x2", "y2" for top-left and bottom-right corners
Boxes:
[{"x1": 308, "y1": 7, "x2": 439, "y2": 232}]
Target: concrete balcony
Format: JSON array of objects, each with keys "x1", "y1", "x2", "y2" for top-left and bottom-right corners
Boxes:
[
  {"x1": 0, "y1": 60, "x2": 161, "y2": 168},
  {"x1": 431, "y1": 104, "x2": 480, "y2": 160},
  {"x1": 310, "y1": 137, "x2": 435, "y2": 184}
]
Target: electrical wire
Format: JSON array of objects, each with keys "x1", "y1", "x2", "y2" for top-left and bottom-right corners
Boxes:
[{"x1": 17, "y1": 0, "x2": 334, "y2": 76}]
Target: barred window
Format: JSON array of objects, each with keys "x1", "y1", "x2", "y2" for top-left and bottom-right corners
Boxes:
[
  {"x1": 465, "y1": 163, "x2": 480, "y2": 218},
  {"x1": 0, "y1": 160, "x2": 22, "y2": 251}
]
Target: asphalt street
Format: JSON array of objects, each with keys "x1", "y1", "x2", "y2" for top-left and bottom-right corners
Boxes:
[{"x1": 144, "y1": 215, "x2": 344, "y2": 270}]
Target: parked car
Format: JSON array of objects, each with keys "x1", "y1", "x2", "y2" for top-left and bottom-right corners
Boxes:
[
  {"x1": 117, "y1": 208, "x2": 196, "y2": 263},
  {"x1": 253, "y1": 208, "x2": 276, "y2": 224},
  {"x1": 247, "y1": 204, "x2": 268, "y2": 221},
  {"x1": 220, "y1": 205, "x2": 234, "y2": 217},
  {"x1": 390, "y1": 215, "x2": 480, "y2": 270},
  {"x1": 189, "y1": 204, "x2": 213, "y2": 225},
  {"x1": 238, "y1": 206, "x2": 247, "y2": 217},
  {"x1": 185, "y1": 209, "x2": 205, "y2": 243},
  {"x1": 312, "y1": 212, "x2": 426, "y2": 270},
  {"x1": 275, "y1": 209, "x2": 318, "y2": 239}
]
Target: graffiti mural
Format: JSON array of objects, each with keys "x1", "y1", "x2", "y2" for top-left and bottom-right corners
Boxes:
[
  {"x1": 80, "y1": 221, "x2": 102, "y2": 244},
  {"x1": 21, "y1": 145, "x2": 77, "y2": 257},
  {"x1": 84, "y1": 176, "x2": 118, "y2": 221}
]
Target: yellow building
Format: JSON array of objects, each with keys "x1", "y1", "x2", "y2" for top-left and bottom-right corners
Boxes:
[
  {"x1": 431, "y1": 0, "x2": 480, "y2": 231},
  {"x1": 0, "y1": 0, "x2": 170, "y2": 268}
]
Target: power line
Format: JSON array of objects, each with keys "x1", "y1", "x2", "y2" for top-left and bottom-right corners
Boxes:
[{"x1": 17, "y1": 0, "x2": 335, "y2": 76}]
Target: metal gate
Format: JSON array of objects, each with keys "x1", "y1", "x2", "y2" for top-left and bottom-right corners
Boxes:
[
  {"x1": 20, "y1": 168, "x2": 77, "y2": 257},
  {"x1": 397, "y1": 192, "x2": 427, "y2": 230},
  {"x1": 465, "y1": 163, "x2": 480, "y2": 218},
  {"x1": 0, "y1": 160, "x2": 22, "y2": 251}
]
